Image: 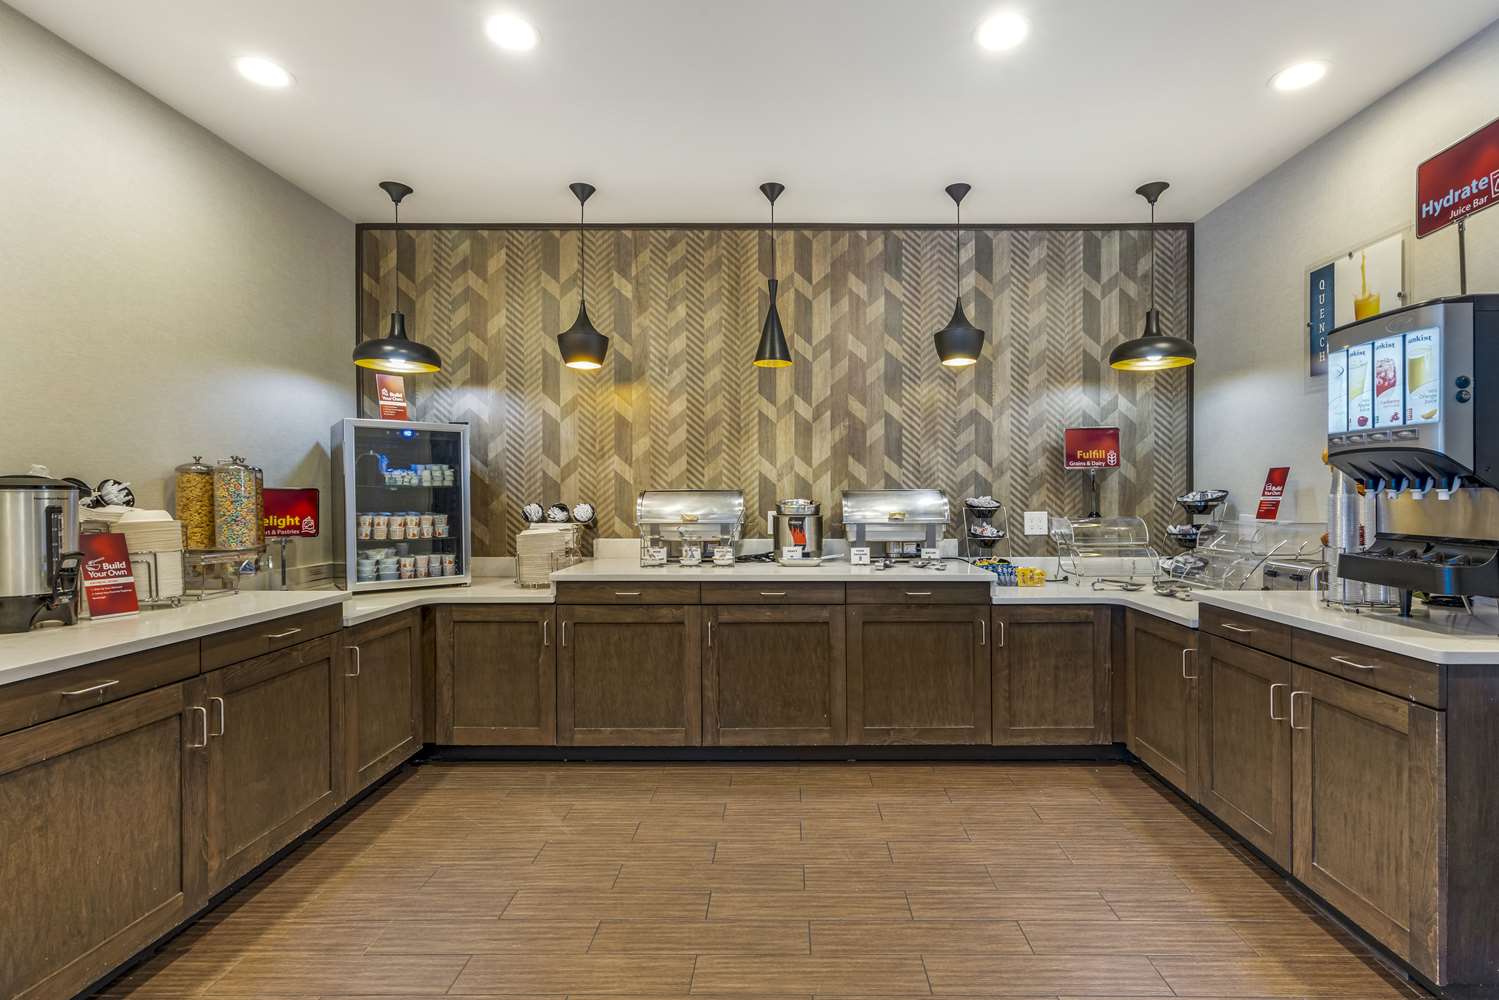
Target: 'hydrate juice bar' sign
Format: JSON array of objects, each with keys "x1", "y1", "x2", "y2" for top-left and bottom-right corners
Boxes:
[{"x1": 1417, "y1": 115, "x2": 1499, "y2": 238}]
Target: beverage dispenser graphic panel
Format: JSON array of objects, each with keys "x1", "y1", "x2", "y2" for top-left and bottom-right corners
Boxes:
[{"x1": 1326, "y1": 297, "x2": 1495, "y2": 495}]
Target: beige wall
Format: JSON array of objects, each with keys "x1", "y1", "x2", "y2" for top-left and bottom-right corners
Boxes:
[
  {"x1": 0, "y1": 3, "x2": 353, "y2": 566},
  {"x1": 1194, "y1": 21, "x2": 1499, "y2": 523}
]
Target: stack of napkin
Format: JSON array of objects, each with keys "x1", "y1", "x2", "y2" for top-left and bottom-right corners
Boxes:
[
  {"x1": 515, "y1": 525, "x2": 574, "y2": 587},
  {"x1": 111, "y1": 509, "x2": 185, "y2": 601}
]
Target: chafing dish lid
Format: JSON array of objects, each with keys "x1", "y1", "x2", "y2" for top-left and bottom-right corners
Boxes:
[
  {"x1": 635, "y1": 490, "x2": 746, "y2": 525},
  {"x1": 838, "y1": 489, "x2": 950, "y2": 524}
]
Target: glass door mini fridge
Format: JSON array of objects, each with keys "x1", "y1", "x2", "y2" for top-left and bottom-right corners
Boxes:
[{"x1": 332, "y1": 418, "x2": 472, "y2": 591}]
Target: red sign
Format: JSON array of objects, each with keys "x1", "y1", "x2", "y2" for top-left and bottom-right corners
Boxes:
[
  {"x1": 1256, "y1": 467, "x2": 1291, "y2": 520},
  {"x1": 376, "y1": 374, "x2": 409, "y2": 419},
  {"x1": 1417, "y1": 115, "x2": 1499, "y2": 238},
  {"x1": 1063, "y1": 427, "x2": 1121, "y2": 469},
  {"x1": 79, "y1": 533, "x2": 139, "y2": 619},
  {"x1": 263, "y1": 488, "x2": 320, "y2": 538}
]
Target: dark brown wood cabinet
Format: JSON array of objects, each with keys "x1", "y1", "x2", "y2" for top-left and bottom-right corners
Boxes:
[
  {"x1": 703, "y1": 604, "x2": 845, "y2": 745},
  {"x1": 1196, "y1": 633, "x2": 1293, "y2": 868},
  {"x1": 1126, "y1": 611, "x2": 1197, "y2": 793},
  {"x1": 0, "y1": 682, "x2": 207, "y2": 1000},
  {"x1": 846, "y1": 604, "x2": 989, "y2": 745},
  {"x1": 203, "y1": 634, "x2": 345, "y2": 892},
  {"x1": 557, "y1": 604, "x2": 702, "y2": 746},
  {"x1": 991, "y1": 605, "x2": 1110, "y2": 745},
  {"x1": 435, "y1": 605, "x2": 556, "y2": 745},
  {"x1": 0, "y1": 641, "x2": 200, "y2": 738},
  {"x1": 1290, "y1": 663, "x2": 1443, "y2": 978},
  {"x1": 343, "y1": 611, "x2": 424, "y2": 793}
]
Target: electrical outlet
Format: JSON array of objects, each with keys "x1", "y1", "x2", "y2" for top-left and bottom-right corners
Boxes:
[{"x1": 1023, "y1": 510, "x2": 1049, "y2": 535}]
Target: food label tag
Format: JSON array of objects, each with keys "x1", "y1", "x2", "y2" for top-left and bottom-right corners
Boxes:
[
  {"x1": 921, "y1": 547, "x2": 940, "y2": 561},
  {"x1": 781, "y1": 546, "x2": 802, "y2": 561},
  {"x1": 850, "y1": 547, "x2": 871, "y2": 565}
]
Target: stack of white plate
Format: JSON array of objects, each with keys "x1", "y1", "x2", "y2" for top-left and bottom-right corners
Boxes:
[
  {"x1": 516, "y1": 525, "x2": 571, "y2": 587},
  {"x1": 115, "y1": 510, "x2": 186, "y2": 600}
]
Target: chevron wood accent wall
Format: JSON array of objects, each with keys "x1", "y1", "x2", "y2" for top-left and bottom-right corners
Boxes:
[{"x1": 357, "y1": 225, "x2": 1192, "y2": 557}]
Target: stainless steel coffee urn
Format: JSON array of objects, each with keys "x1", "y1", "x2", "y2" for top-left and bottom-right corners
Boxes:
[
  {"x1": 0, "y1": 475, "x2": 84, "y2": 632},
  {"x1": 769, "y1": 498, "x2": 824, "y2": 565}
]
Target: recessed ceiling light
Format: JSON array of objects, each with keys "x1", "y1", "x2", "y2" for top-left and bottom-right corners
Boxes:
[
  {"x1": 975, "y1": 11, "x2": 1029, "y2": 52},
  {"x1": 1270, "y1": 60, "x2": 1328, "y2": 92},
  {"x1": 486, "y1": 13, "x2": 539, "y2": 52},
  {"x1": 234, "y1": 55, "x2": 294, "y2": 88}
]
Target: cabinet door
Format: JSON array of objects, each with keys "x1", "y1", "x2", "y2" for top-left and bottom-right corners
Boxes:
[
  {"x1": 344, "y1": 611, "x2": 423, "y2": 793},
  {"x1": 204, "y1": 635, "x2": 344, "y2": 892},
  {"x1": 1291, "y1": 664, "x2": 1443, "y2": 977},
  {"x1": 992, "y1": 606, "x2": 1111, "y2": 745},
  {"x1": 704, "y1": 604, "x2": 845, "y2": 746},
  {"x1": 0, "y1": 682, "x2": 207, "y2": 1000},
  {"x1": 1126, "y1": 611, "x2": 1198, "y2": 794},
  {"x1": 846, "y1": 605, "x2": 989, "y2": 745},
  {"x1": 1196, "y1": 635, "x2": 1293, "y2": 867},
  {"x1": 435, "y1": 605, "x2": 555, "y2": 745},
  {"x1": 557, "y1": 604, "x2": 701, "y2": 746}
]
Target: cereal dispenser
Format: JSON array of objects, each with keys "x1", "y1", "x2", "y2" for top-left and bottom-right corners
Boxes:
[
  {"x1": 174, "y1": 456, "x2": 215, "y2": 550},
  {"x1": 213, "y1": 456, "x2": 260, "y2": 550}
]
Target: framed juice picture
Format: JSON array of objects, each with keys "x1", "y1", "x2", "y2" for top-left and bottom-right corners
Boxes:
[{"x1": 1305, "y1": 229, "x2": 1408, "y2": 378}]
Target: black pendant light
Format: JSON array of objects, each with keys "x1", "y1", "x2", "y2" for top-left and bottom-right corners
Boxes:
[
  {"x1": 1108, "y1": 181, "x2": 1196, "y2": 372},
  {"x1": 753, "y1": 182, "x2": 793, "y2": 368},
  {"x1": 557, "y1": 181, "x2": 609, "y2": 371},
  {"x1": 933, "y1": 183, "x2": 985, "y2": 367},
  {"x1": 353, "y1": 181, "x2": 443, "y2": 374}
]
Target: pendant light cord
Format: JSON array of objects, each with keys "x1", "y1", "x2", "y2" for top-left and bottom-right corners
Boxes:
[
  {"x1": 770, "y1": 200, "x2": 777, "y2": 285},
  {"x1": 954, "y1": 199, "x2": 963, "y2": 303},
  {"x1": 579, "y1": 199, "x2": 587, "y2": 307},
  {"x1": 1148, "y1": 200, "x2": 1156, "y2": 310}
]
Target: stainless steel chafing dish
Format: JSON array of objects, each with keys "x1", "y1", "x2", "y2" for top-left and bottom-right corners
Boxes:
[
  {"x1": 838, "y1": 489, "x2": 950, "y2": 556},
  {"x1": 634, "y1": 490, "x2": 746, "y2": 566}
]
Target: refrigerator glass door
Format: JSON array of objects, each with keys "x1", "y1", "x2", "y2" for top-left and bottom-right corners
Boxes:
[{"x1": 337, "y1": 419, "x2": 471, "y2": 590}]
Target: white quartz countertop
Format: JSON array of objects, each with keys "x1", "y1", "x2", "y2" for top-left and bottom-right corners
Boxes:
[
  {"x1": 550, "y1": 556, "x2": 1000, "y2": 583},
  {"x1": 1198, "y1": 590, "x2": 1499, "y2": 664},
  {"x1": 342, "y1": 578, "x2": 552, "y2": 626},
  {"x1": 0, "y1": 590, "x2": 348, "y2": 688},
  {"x1": 989, "y1": 581, "x2": 1199, "y2": 628}
]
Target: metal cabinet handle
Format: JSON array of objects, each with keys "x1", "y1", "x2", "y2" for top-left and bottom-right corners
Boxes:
[
  {"x1": 759, "y1": 591, "x2": 787, "y2": 597},
  {"x1": 995, "y1": 619, "x2": 1006, "y2": 647},
  {"x1": 561, "y1": 620, "x2": 569, "y2": 647},
  {"x1": 1181, "y1": 647, "x2": 1198, "y2": 680},
  {"x1": 1289, "y1": 690, "x2": 1310, "y2": 730},
  {"x1": 707, "y1": 620, "x2": 714, "y2": 647},
  {"x1": 60, "y1": 679, "x2": 119, "y2": 697},
  {"x1": 265, "y1": 627, "x2": 303, "y2": 639},
  {"x1": 1330, "y1": 654, "x2": 1377, "y2": 671},
  {"x1": 904, "y1": 591, "x2": 933, "y2": 597},
  {"x1": 1219, "y1": 623, "x2": 1255, "y2": 634},
  {"x1": 614, "y1": 591, "x2": 642, "y2": 597},
  {"x1": 979, "y1": 618, "x2": 986, "y2": 646},
  {"x1": 209, "y1": 696, "x2": 226, "y2": 736},
  {"x1": 1269, "y1": 682, "x2": 1287, "y2": 720},
  {"x1": 345, "y1": 645, "x2": 361, "y2": 677},
  {"x1": 542, "y1": 619, "x2": 549, "y2": 646},
  {"x1": 188, "y1": 706, "x2": 209, "y2": 748}
]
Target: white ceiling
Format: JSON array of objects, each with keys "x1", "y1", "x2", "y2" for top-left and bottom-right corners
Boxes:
[{"x1": 14, "y1": 0, "x2": 1498, "y2": 225}]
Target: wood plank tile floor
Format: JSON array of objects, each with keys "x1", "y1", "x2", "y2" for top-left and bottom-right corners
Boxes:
[{"x1": 103, "y1": 762, "x2": 1433, "y2": 1000}]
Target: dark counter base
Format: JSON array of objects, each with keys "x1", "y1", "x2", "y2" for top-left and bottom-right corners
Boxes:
[{"x1": 420, "y1": 743, "x2": 1133, "y2": 763}]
